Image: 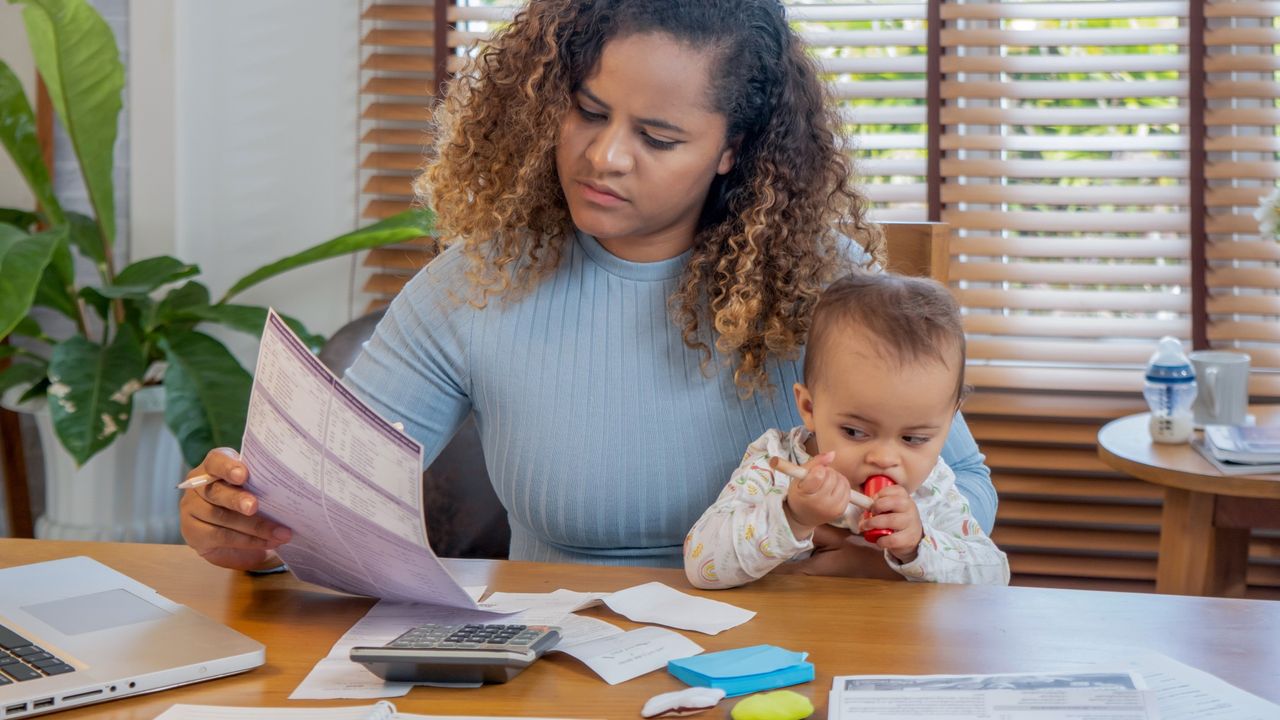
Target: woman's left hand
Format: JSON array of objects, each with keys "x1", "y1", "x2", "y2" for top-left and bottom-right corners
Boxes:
[{"x1": 773, "y1": 524, "x2": 903, "y2": 580}]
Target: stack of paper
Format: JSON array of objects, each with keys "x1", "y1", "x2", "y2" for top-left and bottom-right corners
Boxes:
[{"x1": 1195, "y1": 424, "x2": 1280, "y2": 475}]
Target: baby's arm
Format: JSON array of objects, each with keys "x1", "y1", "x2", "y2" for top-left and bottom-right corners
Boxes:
[
  {"x1": 684, "y1": 435, "x2": 814, "y2": 589},
  {"x1": 888, "y1": 460, "x2": 1011, "y2": 585}
]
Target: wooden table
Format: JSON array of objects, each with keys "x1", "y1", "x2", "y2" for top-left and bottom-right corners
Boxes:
[
  {"x1": 3, "y1": 540, "x2": 1279, "y2": 719},
  {"x1": 1097, "y1": 411, "x2": 1280, "y2": 598}
]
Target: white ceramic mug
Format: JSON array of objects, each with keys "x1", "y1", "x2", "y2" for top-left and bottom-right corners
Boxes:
[{"x1": 1189, "y1": 351, "x2": 1251, "y2": 427}]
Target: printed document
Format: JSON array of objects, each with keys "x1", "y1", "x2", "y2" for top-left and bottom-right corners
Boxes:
[
  {"x1": 241, "y1": 310, "x2": 478, "y2": 607},
  {"x1": 155, "y1": 700, "x2": 573, "y2": 719},
  {"x1": 554, "y1": 627, "x2": 703, "y2": 685},
  {"x1": 293, "y1": 594, "x2": 622, "y2": 699},
  {"x1": 603, "y1": 582, "x2": 755, "y2": 635},
  {"x1": 828, "y1": 671, "x2": 1158, "y2": 720}
]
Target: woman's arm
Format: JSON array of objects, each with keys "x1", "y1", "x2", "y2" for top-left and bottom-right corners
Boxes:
[
  {"x1": 938, "y1": 412, "x2": 997, "y2": 533},
  {"x1": 344, "y1": 250, "x2": 475, "y2": 469}
]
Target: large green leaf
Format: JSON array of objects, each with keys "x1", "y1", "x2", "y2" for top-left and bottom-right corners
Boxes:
[
  {"x1": 151, "y1": 280, "x2": 209, "y2": 333},
  {"x1": 0, "y1": 360, "x2": 47, "y2": 399},
  {"x1": 222, "y1": 208, "x2": 435, "y2": 301},
  {"x1": 94, "y1": 256, "x2": 199, "y2": 298},
  {"x1": 9, "y1": 314, "x2": 46, "y2": 340},
  {"x1": 160, "y1": 330, "x2": 252, "y2": 466},
  {"x1": 46, "y1": 326, "x2": 145, "y2": 465},
  {"x1": 0, "y1": 61, "x2": 62, "y2": 223},
  {"x1": 0, "y1": 223, "x2": 64, "y2": 339},
  {"x1": 76, "y1": 285, "x2": 110, "y2": 320},
  {"x1": 0, "y1": 208, "x2": 40, "y2": 231},
  {"x1": 65, "y1": 210, "x2": 105, "y2": 267},
  {"x1": 18, "y1": 0, "x2": 123, "y2": 257},
  {"x1": 31, "y1": 225, "x2": 76, "y2": 321},
  {"x1": 181, "y1": 304, "x2": 324, "y2": 351}
]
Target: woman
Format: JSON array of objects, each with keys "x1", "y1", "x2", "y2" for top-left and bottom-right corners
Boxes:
[{"x1": 180, "y1": 0, "x2": 996, "y2": 573}]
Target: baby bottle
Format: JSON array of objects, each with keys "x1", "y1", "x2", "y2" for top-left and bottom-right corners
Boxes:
[{"x1": 1144, "y1": 336, "x2": 1197, "y2": 444}]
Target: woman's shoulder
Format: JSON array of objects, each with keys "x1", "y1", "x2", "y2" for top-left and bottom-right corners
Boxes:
[{"x1": 834, "y1": 233, "x2": 875, "y2": 269}]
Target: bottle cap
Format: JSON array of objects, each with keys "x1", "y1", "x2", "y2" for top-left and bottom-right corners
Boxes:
[{"x1": 1145, "y1": 336, "x2": 1195, "y2": 384}]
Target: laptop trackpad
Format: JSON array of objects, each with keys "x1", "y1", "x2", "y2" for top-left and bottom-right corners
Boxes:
[{"x1": 23, "y1": 589, "x2": 171, "y2": 636}]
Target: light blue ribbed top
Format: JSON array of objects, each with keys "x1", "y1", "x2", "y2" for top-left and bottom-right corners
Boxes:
[{"x1": 345, "y1": 231, "x2": 995, "y2": 567}]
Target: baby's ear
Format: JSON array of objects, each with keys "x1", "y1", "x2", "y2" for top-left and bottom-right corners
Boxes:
[{"x1": 793, "y1": 382, "x2": 816, "y2": 431}]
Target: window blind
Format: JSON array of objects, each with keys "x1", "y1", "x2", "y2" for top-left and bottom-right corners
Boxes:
[
  {"x1": 1205, "y1": 0, "x2": 1280, "y2": 397},
  {"x1": 359, "y1": 0, "x2": 441, "y2": 313}
]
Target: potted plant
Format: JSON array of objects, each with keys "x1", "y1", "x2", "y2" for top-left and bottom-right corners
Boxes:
[{"x1": 0, "y1": 0, "x2": 430, "y2": 540}]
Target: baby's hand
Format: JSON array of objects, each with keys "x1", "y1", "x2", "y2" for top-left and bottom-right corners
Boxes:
[
  {"x1": 859, "y1": 484, "x2": 923, "y2": 563},
  {"x1": 783, "y1": 452, "x2": 850, "y2": 539}
]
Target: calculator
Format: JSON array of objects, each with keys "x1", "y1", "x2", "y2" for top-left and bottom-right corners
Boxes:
[{"x1": 350, "y1": 623, "x2": 562, "y2": 685}]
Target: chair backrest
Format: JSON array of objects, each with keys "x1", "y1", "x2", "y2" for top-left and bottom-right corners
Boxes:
[{"x1": 878, "y1": 221, "x2": 951, "y2": 282}]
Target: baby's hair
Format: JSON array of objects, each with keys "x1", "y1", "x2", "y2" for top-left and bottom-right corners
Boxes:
[{"x1": 803, "y1": 272, "x2": 968, "y2": 407}]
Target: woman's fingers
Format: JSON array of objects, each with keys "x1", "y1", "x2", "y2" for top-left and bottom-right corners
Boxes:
[
  {"x1": 200, "y1": 447, "x2": 249, "y2": 486},
  {"x1": 182, "y1": 490, "x2": 291, "y2": 545},
  {"x1": 198, "y1": 480, "x2": 259, "y2": 515}
]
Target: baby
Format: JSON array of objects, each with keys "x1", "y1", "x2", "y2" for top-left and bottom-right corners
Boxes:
[{"x1": 685, "y1": 272, "x2": 1009, "y2": 588}]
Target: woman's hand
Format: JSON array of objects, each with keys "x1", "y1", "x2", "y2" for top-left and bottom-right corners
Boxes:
[
  {"x1": 859, "y1": 484, "x2": 924, "y2": 564},
  {"x1": 775, "y1": 524, "x2": 903, "y2": 581},
  {"x1": 178, "y1": 448, "x2": 292, "y2": 571},
  {"x1": 782, "y1": 452, "x2": 849, "y2": 538}
]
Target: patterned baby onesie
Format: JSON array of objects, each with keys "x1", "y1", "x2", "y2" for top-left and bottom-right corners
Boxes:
[{"x1": 684, "y1": 427, "x2": 1010, "y2": 589}]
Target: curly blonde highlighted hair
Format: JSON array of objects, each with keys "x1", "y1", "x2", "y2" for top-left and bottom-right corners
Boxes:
[{"x1": 419, "y1": 0, "x2": 881, "y2": 395}]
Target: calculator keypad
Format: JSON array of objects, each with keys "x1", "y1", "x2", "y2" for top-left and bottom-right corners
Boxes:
[{"x1": 389, "y1": 624, "x2": 552, "y2": 652}]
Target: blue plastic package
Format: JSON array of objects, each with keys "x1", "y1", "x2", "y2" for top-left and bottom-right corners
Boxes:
[{"x1": 667, "y1": 645, "x2": 814, "y2": 697}]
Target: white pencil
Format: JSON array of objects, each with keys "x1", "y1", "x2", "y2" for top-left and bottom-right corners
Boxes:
[
  {"x1": 176, "y1": 473, "x2": 213, "y2": 490},
  {"x1": 768, "y1": 457, "x2": 875, "y2": 510}
]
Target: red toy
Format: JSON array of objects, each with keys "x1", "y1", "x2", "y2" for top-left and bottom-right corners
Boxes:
[{"x1": 860, "y1": 475, "x2": 896, "y2": 542}]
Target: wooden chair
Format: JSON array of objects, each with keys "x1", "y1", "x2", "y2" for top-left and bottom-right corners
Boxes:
[{"x1": 879, "y1": 221, "x2": 951, "y2": 282}]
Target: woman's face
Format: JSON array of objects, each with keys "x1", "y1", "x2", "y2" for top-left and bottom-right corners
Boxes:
[{"x1": 556, "y1": 33, "x2": 737, "y2": 262}]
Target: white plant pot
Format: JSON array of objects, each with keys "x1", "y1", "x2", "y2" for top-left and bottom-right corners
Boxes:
[{"x1": 3, "y1": 385, "x2": 186, "y2": 543}]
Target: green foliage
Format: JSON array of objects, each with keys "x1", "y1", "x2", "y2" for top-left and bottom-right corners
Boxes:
[{"x1": 0, "y1": 0, "x2": 433, "y2": 466}]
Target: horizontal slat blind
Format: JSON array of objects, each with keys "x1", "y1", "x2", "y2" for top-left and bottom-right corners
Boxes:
[
  {"x1": 1205, "y1": 0, "x2": 1280, "y2": 397},
  {"x1": 359, "y1": 0, "x2": 440, "y2": 313},
  {"x1": 793, "y1": 1, "x2": 930, "y2": 221},
  {"x1": 942, "y1": 0, "x2": 1192, "y2": 380}
]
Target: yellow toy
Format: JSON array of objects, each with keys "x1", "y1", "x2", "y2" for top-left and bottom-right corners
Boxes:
[{"x1": 729, "y1": 690, "x2": 814, "y2": 720}]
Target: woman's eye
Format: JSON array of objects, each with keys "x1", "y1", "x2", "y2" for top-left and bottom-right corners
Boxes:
[
  {"x1": 577, "y1": 105, "x2": 605, "y2": 122},
  {"x1": 840, "y1": 426, "x2": 867, "y2": 440},
  {"x1": 642, "y1": 134, "x2": 677, "y2": 151}
]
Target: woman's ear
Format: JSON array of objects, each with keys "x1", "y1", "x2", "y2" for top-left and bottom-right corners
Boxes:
[
  {"x1": 717, "y1": 136, "x2": 741, "y2": 175},
  {"x1": 793, "y1": 382, "x2": 816, "y2": 432}
]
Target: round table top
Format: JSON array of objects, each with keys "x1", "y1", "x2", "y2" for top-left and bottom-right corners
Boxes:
[{"x1": 1097, "y1": 410, "x2": 1280, "y2": 499}]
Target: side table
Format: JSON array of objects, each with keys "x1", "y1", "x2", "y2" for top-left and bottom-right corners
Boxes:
[{"x1": 1097, "y1": 411, "x2": 1280, "y2": 597}]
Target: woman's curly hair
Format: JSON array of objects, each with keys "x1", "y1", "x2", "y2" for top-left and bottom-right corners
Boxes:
[{"x1": 419, "y1": 0, "x2": 882, "y2": 395}]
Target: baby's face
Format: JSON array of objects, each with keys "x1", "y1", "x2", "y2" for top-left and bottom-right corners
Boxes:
[{"x1": 795, "y1": 327, "x2": 958, "y2": 493}]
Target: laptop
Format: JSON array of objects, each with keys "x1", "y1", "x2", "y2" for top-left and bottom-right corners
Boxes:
[{"x1": 0, "y1": 556, "x2": 264, "y2": 718}]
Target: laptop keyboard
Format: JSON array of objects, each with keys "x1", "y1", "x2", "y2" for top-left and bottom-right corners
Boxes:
[{"x1": 0, "y1": 624, "x2": 75, "y2": 684}]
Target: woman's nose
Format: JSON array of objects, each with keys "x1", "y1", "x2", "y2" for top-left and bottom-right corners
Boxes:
[{"x1": 585, "y1": 123, "x2": 633, "y2": 174}]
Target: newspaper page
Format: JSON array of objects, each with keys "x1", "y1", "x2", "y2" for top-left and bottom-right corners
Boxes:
[
  {"x1": 239, "y1": 310, "x2": 479, "y2": 608},
  {"x1": 828, "y1": 671, "x2": 1159, "y2": 720}
]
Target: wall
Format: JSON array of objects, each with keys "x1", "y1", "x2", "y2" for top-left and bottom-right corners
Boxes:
[
  {"x1": 134, "y1": 0, "x2": 363, "y2": 356},
  {"x1": 0, "y1": 3, "x2": 36, "y2": 212}
]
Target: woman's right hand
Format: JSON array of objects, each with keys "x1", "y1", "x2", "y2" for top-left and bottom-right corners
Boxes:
[{"x1": 178, "y1": 447, "x2": 292, "y2": 571}]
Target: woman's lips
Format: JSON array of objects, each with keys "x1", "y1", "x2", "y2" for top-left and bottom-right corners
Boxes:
[{"x1": 578, "y1": 180, "x2": 627, "y2": 206}]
